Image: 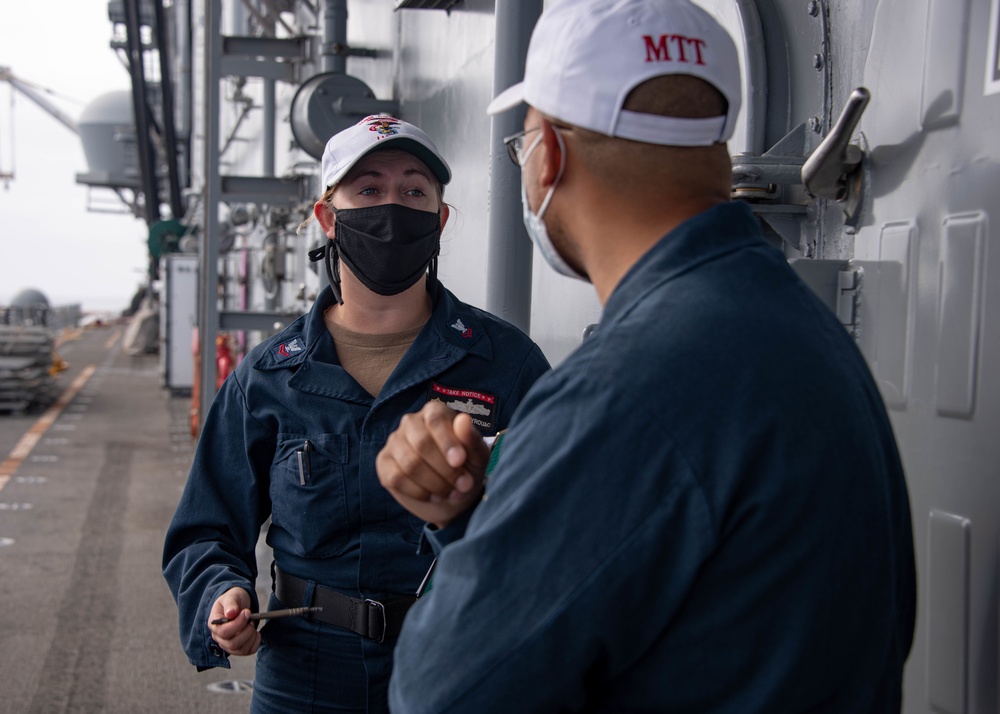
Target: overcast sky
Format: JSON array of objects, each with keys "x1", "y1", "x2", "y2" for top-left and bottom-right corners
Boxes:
[{"x1": 0, "y1": 2, "x2": 146, "y2": 313}]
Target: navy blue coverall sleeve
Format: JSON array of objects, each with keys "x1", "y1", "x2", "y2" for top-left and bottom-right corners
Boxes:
[{"x1": 162, "y1": 370, "x2": 274, "y2": 670}]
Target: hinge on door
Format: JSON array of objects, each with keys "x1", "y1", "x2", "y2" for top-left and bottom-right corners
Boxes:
[{"x1": 836, "y1": 266, "x2": 862, "y2": 336}]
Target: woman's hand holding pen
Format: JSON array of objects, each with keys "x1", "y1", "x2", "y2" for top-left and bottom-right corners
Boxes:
[
  {"x1": 376, "y1": 401, "x2": 490, "y2": 528},
  {"x1": 208, "y1": 586, "x2": 261, "y2": 657}
]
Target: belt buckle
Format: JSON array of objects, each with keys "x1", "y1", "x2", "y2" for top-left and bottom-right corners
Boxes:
[{"x1": 365, "y1": 599, "x2": 387, "y2": 643}]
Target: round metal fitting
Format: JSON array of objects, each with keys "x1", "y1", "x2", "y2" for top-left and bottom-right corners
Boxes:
[{"x1": 290, "y1": 72, "x2": 378, "y2": 160}]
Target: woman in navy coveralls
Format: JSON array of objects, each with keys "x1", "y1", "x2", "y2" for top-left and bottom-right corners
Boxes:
[{"x1": 162, "y1": 115, "x2": 549, "y2": 713}]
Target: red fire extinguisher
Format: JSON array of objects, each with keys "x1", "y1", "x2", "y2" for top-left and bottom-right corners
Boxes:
[{"x1": 215, "y1": 333, "x2": 234, "y2": 390}]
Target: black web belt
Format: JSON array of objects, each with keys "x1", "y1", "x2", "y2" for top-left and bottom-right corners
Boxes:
[{"x1": 273, "y1": 566, "x2": 416, "y2": 643}]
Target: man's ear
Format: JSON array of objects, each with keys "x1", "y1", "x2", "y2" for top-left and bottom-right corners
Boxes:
[
  {"x1": 536, "y1": 118, "x2": 565, "y2": 190},
  {"x1": 314, "y1": 200, "x2": 336, "y2": 238}
]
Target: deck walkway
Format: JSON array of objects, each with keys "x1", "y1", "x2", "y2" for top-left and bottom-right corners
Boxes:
[{"x1": 0, "y1": 324, "x2": 262, "y2": 713}]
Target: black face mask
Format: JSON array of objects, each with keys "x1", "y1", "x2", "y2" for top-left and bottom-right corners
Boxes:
[{"x1": 309, "y1": 204, "x2": 441, "y2": 304}]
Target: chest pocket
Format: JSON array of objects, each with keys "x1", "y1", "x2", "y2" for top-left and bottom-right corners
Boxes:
[{"x1": 270, "y1": 433, "x2": 350, "y2": 558}]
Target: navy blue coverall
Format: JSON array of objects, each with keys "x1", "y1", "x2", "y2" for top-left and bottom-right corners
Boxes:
[
  {"x1": 390, "y1": 202, "x2": 917, "y2": 713},
  {"x1": 162, "y1": 282, "x2": 549, "y2": 712}
]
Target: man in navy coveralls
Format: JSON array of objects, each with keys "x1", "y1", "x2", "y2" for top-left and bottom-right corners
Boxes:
[{"x1": 377, "y1": 1, "x2": 917, "y2": 711}]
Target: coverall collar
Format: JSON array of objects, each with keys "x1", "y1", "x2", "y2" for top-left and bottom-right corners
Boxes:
[{"x1": 252, "y1": 282, "x2": 493, "y2": 404}]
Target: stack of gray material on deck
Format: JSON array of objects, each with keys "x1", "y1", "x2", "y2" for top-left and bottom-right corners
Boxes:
[{"x1": 0, "y1": 325, "x2": 57, "y2": 412}]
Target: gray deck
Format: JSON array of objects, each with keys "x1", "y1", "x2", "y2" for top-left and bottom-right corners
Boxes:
[{"x1": 0, "y1": 324, "x2": 262, "y2": 713}]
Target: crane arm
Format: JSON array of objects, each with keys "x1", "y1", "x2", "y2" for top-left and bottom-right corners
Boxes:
[{"x1": 0, "y1": 66, "x2": 79, "y2": 136}]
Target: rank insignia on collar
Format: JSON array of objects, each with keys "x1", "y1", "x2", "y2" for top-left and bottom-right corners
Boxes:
[
  {"x1": 275, "y1": 337, "x2": 304, "y2": 360},
  {"x1": 428, "y1": 383, "x2": 496, "y2": 434},
  {"x1": 450, "y1": 318, "x2": 473, "y2": 339}
]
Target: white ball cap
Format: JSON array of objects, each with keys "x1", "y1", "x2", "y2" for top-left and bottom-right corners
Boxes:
[
  {"x1": 487, "y1": 0, "x2": 742, "y2": 147},
  {"x1": 321, "y1": 115, "x2": 452, "y2": 188}
]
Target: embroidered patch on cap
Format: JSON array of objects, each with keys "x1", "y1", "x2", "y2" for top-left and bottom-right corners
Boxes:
[
  {"x1": 275, "y1": 337, "x2": 304, "y2": 361},
  {"x1": 449, "y1": 318, "x2": 473, "y2": 339},
  {"x1": 428, "y1": 383, "x2": 496, "y2": 434},
  {"x1": 365, "y1": 115, "x2": 401, "y2": 139}
]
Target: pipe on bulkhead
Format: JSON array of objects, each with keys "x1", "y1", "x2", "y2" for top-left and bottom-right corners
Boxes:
[
  {"x1": 262, "y1": 4, "x2": 276, "y2": 176},
  {"x1": 263, "y1": 12, "x2": 277, "y2": 312},
  {"x1": 734, "y1": 0, "x2": 767, "y2": 156},
  {"x1": 486, "y1": 0, "x2": 543, "y2": 334},
  {"x1": 199, "y1": 0, "x2": 224, "y2": 427},
  {"x1": 264, "y1": 80, "x2": 276, "y2": 176},
  {"x1": 175, "y1": 0, "x2": 192, "y2": 187},
  {"x1": 322, "y1": 0, "x2": 348, "y2": 74}
]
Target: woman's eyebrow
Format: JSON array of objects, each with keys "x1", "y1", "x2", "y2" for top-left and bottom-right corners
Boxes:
[
  {"x1": 403, "y1": 167, "x2": 433, "y2": 184},
  {"x1": 347, "y1": 168, "x2": 384, "y2": 183},
  {"x1": 346, "y1": 167, "x2": 431, "y2": 184}
]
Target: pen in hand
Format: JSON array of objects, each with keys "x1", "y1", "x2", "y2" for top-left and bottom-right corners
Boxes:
[{"x1": 211, "y1": 606, "x2": 323, "y2": 625}]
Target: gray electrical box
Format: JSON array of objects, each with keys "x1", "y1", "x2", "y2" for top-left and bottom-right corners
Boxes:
[{"x1": 161, "y1": 255, "x2": 198, "y2": 394}]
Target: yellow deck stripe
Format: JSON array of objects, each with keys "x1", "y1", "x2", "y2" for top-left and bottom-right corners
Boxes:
[
  {"x1": 103, "y1": 328, "x2": 122, "y2": 350},
  {"x1": 0, "y1": 364, "x2": 97, "y2": 491}
]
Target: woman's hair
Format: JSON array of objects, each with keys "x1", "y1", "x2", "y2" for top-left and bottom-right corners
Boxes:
[{"x1": 296, "y1": 184, "x2": 338, "y2": 235}]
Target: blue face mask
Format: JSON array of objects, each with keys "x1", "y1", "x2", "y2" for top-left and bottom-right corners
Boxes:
[{"x1": 519, "y1": 130, "x2": 587, "y2": 281}]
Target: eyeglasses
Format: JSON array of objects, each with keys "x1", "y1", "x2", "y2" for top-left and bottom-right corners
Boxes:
[
  {"x1": 502, "y1": 124, "x2": 573, "y2": 167},
  {"x1": 502, "y1": 127, "x2": 541, "y2": 167}
]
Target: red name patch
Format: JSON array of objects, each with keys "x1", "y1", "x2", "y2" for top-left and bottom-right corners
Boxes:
[
  {"x1": 430, "y1": 384, "x2": 496, "y2": 404},
  {"x1": 427, "y1": 383, "x2": 498, "y2": 434}
]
